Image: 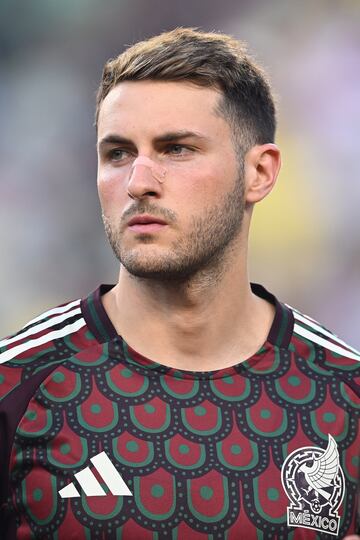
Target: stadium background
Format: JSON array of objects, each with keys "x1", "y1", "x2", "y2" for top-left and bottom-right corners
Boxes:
[{"x1": 1, "y1": 0, "x2": 359, "y2": 347}]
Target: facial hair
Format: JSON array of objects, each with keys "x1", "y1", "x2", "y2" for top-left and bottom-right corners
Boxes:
[{"x1": 102, "y1": 169, "x2": 245, "y2": 283}]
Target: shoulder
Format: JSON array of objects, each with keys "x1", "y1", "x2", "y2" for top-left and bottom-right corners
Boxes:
[
  {"x1": 0, "y1": 296, "x2": 88, "y2": 399},
  {"x1": 0, "y1": 296, "x2": 85, "y2": 363},
  {"x1": 285, "y1": 302, "x2": 360, "y2": 376},
  {"x1": 286, "y1": 304, "x2": 360, "y2": 360}
]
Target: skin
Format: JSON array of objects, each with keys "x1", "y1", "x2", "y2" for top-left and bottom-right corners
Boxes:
[{"x1": 97, "y1": 80, "x2": 281, "y2": 371}]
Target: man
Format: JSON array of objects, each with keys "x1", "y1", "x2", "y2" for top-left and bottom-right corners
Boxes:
[{"x1": 0, "y1": 28, "x2": 359, "y2": 539}]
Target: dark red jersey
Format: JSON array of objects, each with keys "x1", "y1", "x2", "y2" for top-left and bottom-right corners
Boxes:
[{"x1": 0, "y1": 283, "x2": 359, "y2": 539}]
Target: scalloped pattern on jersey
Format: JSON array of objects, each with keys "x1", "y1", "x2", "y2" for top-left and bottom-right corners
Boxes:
[{"x1": 9, "y1": 331, "x2": 360, "y2": 540}]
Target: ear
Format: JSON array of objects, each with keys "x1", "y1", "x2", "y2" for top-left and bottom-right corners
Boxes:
[{"x1": 244, "y1": 143, "x2": 281, "y2": 204}]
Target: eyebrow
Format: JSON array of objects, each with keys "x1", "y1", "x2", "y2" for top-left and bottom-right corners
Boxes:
[{"x1": 97, "y1": 130, "x2": 208, "y2": 149}]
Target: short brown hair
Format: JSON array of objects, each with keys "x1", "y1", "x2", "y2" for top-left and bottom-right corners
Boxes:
[{"x1": 96, "y1": 28, "x2": 276, "y2": 153}]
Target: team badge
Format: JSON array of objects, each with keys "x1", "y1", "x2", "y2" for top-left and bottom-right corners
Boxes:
[{"x1": 281, "y1": 434, "x2": 345, "y2": 536}]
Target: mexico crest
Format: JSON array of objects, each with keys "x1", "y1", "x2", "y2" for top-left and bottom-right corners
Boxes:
[{"x1": 281, "y1": 434, "x2": 345, "y2": 536}]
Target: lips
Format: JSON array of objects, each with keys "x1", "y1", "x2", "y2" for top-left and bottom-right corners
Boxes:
[
  {"x1": 127, "y1": 214, "x2": 168, "y2": 233},
  {"x1": 127, "y1": 215, "x2": 167, "y2": 226}
]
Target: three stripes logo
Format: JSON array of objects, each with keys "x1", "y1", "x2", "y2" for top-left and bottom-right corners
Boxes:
[{"x1": 58, "y1": 451, "x2": 133, "y2": 498}]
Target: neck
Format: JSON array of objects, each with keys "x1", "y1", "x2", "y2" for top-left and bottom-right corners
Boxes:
[{"x1": 102, "y1": 243, "x2": 275, "y2": 371}]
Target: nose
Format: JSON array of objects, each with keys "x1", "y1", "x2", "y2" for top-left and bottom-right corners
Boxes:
[{"x1": 127, "y1": 156, "x2": 167, "y2": 200}]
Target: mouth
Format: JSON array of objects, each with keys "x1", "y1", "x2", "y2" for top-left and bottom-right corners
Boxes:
[{"x1": 127, "y1": 214, "x2": 168, "y2": 233}]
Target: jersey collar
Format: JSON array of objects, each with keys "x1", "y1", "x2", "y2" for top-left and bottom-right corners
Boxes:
[{"x1": 81, "y1": 282, "x2": 294, "y2": 349}]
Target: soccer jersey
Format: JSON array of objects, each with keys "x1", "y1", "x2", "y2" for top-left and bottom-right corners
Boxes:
[{"x1": 0, "y1": 283, "x2": 359, "y2": 539}]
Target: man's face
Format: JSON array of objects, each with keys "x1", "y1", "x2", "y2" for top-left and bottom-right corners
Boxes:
[{"x1": 97, "y1": 80, "x2": 246, "y2": 281}]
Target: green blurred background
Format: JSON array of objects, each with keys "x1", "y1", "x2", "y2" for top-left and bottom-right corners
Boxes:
[{"x1": 1, "y1": 0, "x2": 359, "y2": 347}]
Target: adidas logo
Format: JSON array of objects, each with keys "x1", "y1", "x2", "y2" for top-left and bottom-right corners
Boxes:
[{"x1": 58, "y1": 451, "x2": 133, "y2": 498}]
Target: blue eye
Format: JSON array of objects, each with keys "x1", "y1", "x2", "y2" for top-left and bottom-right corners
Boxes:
[
  {"x1": 170, "y1": 145, "x2": 184, "y2": 154},
  {"x1": 110, "y1": 149, "x2": 129, "y2": 161},
  {"x1": 168, "y1": 144, "x2": 192, "y2": 156}
]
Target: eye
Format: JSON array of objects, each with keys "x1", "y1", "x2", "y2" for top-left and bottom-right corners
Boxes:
[
  {"x1": 167, "y1": 144, "x2": 191, "y2": 156},
  {"x1": 109, "y1": 148, "x2": 131, "y2": 162}
]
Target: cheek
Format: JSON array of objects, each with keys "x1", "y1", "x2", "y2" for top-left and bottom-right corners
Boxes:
[
  {"x1": 174, "y1": 165, "x2": 223, "y2": 208},
  {"x1": 97, "y1": 168, "x2": 128, "y2": 211}
]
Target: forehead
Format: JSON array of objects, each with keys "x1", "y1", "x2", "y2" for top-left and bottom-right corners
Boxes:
[{"x1": 97, "y1": 80, "x2": 227, "y2": 139}]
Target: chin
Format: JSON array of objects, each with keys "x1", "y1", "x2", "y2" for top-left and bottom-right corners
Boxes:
[
  {"x1": 119, "y1": 251, "x2": 190, "y2": 281},
  {"x1": 122, "y1": 260, "x2": 174, "y2": 280}
]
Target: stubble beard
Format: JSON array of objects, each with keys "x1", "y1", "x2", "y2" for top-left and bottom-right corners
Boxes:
[{"x1": 102, "y1": 170, "x2": 246, "y2": 284}]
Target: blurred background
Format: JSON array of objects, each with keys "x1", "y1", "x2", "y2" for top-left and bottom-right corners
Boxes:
[{"x1": 1, "y1": 0, "x2": 359, "y2": 347}]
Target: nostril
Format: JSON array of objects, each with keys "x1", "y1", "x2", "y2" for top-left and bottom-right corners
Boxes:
[{"x1": 127, "y1": 189, "x2": 158, "y2": 199}]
